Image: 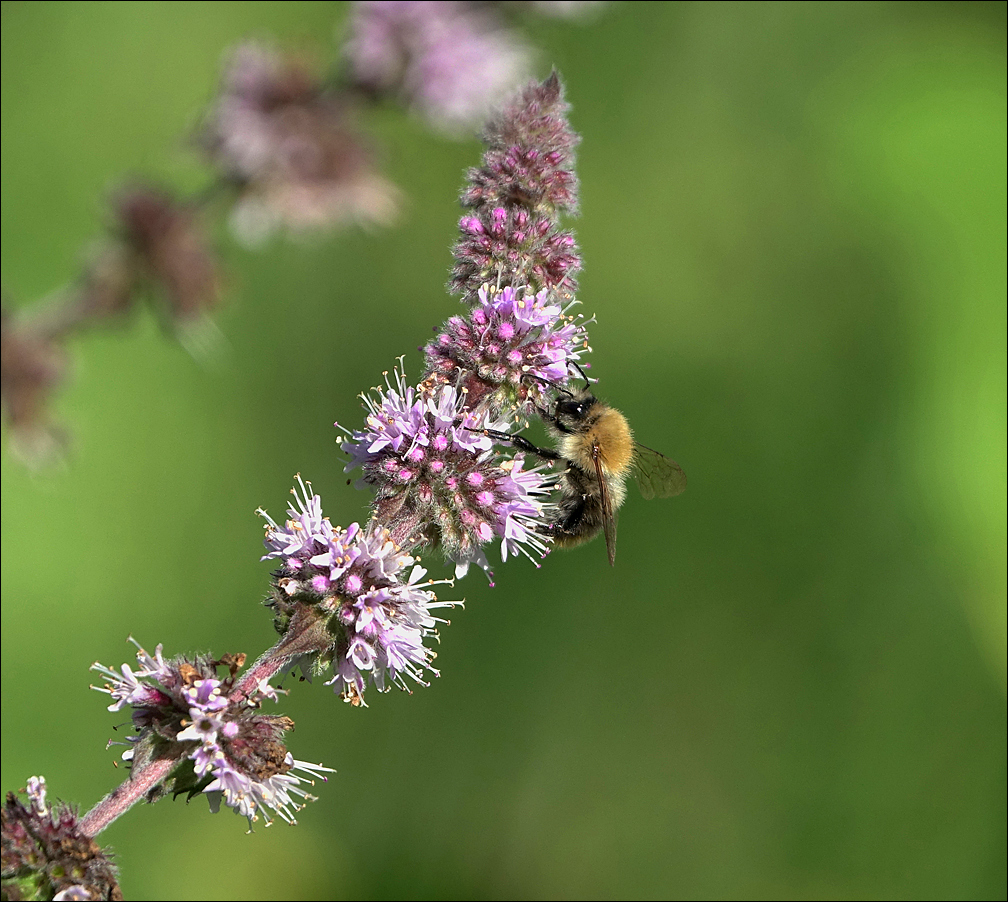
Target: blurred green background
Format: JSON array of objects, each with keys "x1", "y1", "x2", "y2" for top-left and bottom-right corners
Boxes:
[{"x1": 2, "y1": 2, "x2": 1005, "y2": 899}]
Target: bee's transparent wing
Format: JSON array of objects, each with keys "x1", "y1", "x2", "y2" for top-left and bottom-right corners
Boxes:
[
  {"x1": 632, "y1": 443, "x2": 687, "y2": 499},
  {"x1": 592, "y1": 440, "x2": 619, "y2": 567}
]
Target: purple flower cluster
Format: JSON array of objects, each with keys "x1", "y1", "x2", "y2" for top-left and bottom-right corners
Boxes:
[
  {"x1": 424, "y1": 282, "x2": 591, "y2": 415},
  {"x1": 450, "y1": 72, "x2": 581, "y2": 300},
  {"x1": 337, "y1": 369, "x2": 552, "y2": 579},
  {"x1": 1, "y1": 776, "x2": 121, "y2": 901},
  {"x1": 453, "y1": 206, "x2": 580, "y2": 302},
  {"x1": 259, "y1": 476, "x2": 455, "y2": 699},
  {"x1": 91, "y1": 639, "x2": 331, "y2": 827},
  {"x1": 344, "y1": 2, "x2": 531, "y2": 134},
  {"x1": 201, "y1": 42, "x2": 399, "y2": 243}
]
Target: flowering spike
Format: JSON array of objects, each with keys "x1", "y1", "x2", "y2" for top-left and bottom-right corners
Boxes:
[
  {"x1": 423, "y1": 282, "x2": 592, "y2": 416},
  {"x1": 450, "y1": 73, "x2": 582, "y2": 300},
  {"x1": 90, "y1": 640, "x2": 332, "y2": 828},
  {"x1": 259, "y1": 478, "x2": 461, "y2": 696},
  {"x1": 337, "y1": 367, "x2": 554, "y2": 577}
]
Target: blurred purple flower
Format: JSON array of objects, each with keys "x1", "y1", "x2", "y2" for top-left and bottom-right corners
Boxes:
[
  {"x1": 344, "y1": 1, "x2": 532, "y2": 133},
  {"x1": 1, "y1": 309, "x2": 68, "y2": 464},
  {"x1": 202, "y1": 42, "x2": 399, "y2": 243},
  {"x1": 115, "y1": 186, "x2": 221, "y2": 326},
  {"x1": 1, "y1": 185, "x2": 220, "y2": 461}
]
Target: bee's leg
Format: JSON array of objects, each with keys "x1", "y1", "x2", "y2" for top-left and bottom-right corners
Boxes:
[{"x1": 483, "y1": 429, "x2": 562, "y2": 462}]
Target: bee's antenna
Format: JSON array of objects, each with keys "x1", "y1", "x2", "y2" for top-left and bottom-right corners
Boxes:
[
  {"x1": 522, "y1": 373, "x2": 574, "y2": 400},
  {"x1": 569, "y1": 361, "x2": 592, "y2": 390}
]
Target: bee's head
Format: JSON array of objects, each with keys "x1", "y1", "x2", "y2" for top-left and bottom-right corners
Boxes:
[{"x1": 554, "y1": 389, "x2": 599, "y2": 432}]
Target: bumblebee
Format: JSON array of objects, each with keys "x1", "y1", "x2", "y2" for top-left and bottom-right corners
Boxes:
[{"x1": 501, "y1": 387, "x2": 686, "y2": 566}]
